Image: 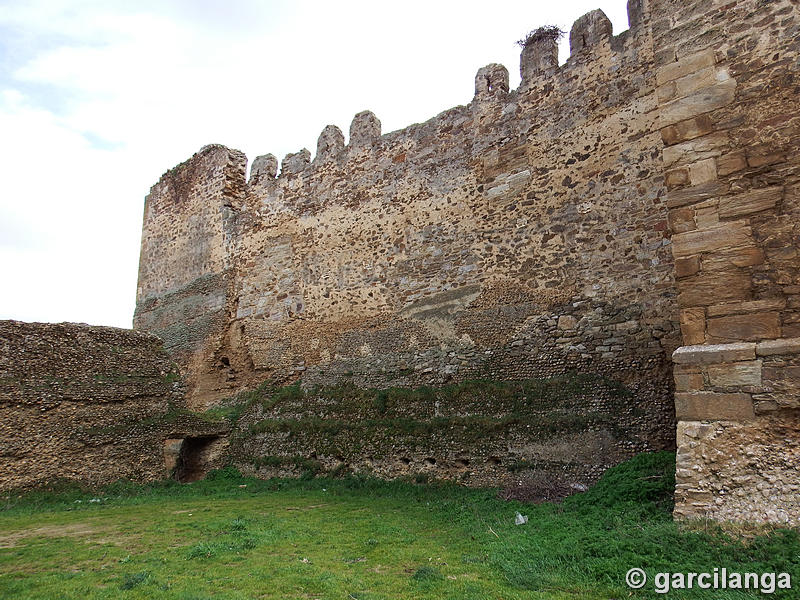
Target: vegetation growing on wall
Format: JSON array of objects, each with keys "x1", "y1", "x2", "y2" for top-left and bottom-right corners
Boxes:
[{"x1": 178, "y1": 371, "x2": 654, "y2": 495}]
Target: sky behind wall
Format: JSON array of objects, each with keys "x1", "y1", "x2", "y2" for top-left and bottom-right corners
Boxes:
[{"x1": 0, "y1": 0, "x2": 629, "y2": 329}]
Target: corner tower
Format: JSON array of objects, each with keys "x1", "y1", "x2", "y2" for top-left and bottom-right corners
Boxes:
[{"x1": 134, "y1": 144, "x2": 246, "y2": 407}]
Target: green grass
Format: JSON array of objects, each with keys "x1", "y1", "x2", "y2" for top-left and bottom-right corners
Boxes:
[{"x1": 1, "y1": 452, "x2": 797, "y2": 599}]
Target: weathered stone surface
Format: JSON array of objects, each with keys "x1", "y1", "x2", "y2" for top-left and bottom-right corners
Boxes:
[
  {"x1": 673, "y1": 343, "x2": 757, "y2": 365},
  {"x1": 281, "y1": 149, "x2": 311, "y2": 175},
  {"x1": 757, "y1": 337, "x2": 800, "y2": 357},
  {"x1": 718, "y1": 186, "x2": 782, "y2": 218},
  {"x1": 700, "y1": 246, "x2": 764, "y2": 271},
  {"x1": 349, "y1": 110, "x2": 381, "y2": 148},
  {"x1": 746, "y1": 143, "x2": 786, "y2": 168},
  {"x1": 674, "y1": 255, "x2": 700, "y2": 277},
  {"x1": 657, "y1": 65, "x2": 732, "y2": 104},
  {"x1": 674, "y1": 370, "x2": 704, "y2": 392},
  {"x1": 249, "y1": 154, "x2": 277, "y2": 184},
  {"x1": 315, "y1": 125, "x2": 345, "y2": 164},
  {"x1": 716, "y1": 151, "x2": 746, "y2": 176},
  {"x1": 658, "y1": 79, "x2": 736, "y2": 129},
  {"x1": 665, "y1": 167, "x2": 689, "y2": 189},
  {"x1": 656, "y1": 49, "x2": 716, "y2": 86},
  {"x1": 674, "y1": 415, "x2": 800, "y2": 525},
  {"x1": 136, "y1": 144, "x2": 245, "y2": 302},
  {"x1": 557, "y1": 315, "x2": 577, "y2": 330},
  {"x1": 692, "y1": 200, "x2": 719, "y2": 229},
  {"x1": 674, "y1": 391, "x2": 754, "y2": 420},
  {"x1": 707, "y1": 361, "x2": 762, "y2": 387},
  {"x1": 706, "y1": 312, "x2": 781, "y2": 343},
  {"x1": 520, "y1": 36, "x2": 558, "y2": 85},
  {"x1": 688, "y1": 158, "x2": 717, "y2": 186},
  {"x1": 677, "y1": 270, "x2": 751, "y2": 307},
  {"x1": 627, "y1": 0, "x2": 644, "y2": 28},
  {"x1": 707, "y1": 298, "x2": 786, "y2": 318},
  {"x1": 569, "y1": 9, "x2": 612, "y2": 56},
  {"x1": 679, "y1": 307, "x2": 705, "y2": 345},
  {"x1": 666, "y1": 181, "x2": 728, "y2": 209},
  {"x1": 668, "y1": 207, "x2": 696, "y2": 234},
  {"x1": 760, "y1": 355, "x2": 800, "y2": 409},
  {"x1": 671, "y1": 221, "x2": 752, "y2": 258},
  {"x1": 474, "y1": 63, "x2": 509, "y2": 99},
  {"x1": 675, "y1": 392, "x2": 755, "y2": 421},
  {"x1": 661, "y1": 132, "x2": 728, "y2": 168},
  {"x1": 163, "y1": 438, "x2": 184, "y2": 473},
  {"x1": 661, "y1": 114, "x2": 714, "y2": 146}
]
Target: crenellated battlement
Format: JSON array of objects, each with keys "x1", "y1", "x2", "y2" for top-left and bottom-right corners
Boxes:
[
  {"x1": 569, "y1": 9, "x2": 614, "y2": 57},
  {"x1": 235, "y1": 4, "x2": 652, "y2": 186}
]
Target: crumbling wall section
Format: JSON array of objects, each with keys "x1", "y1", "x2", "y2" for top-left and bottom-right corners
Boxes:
[
  {"x1": 134, "y1": 144, "x2": 247, "y2": 408},
  {"x1": 229, "y1": 374, "x2": 660, "y2": 497},
  {"x1": 0, "y1": 321, "x2": 227, "y2": 490}
]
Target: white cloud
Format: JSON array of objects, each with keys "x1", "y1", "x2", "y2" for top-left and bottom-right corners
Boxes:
[{"x1": 0, "y1": 0, "x2": 631, "y2": 328}]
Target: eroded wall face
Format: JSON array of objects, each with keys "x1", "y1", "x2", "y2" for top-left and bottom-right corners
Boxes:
[
  {"x1": 134, "y1": 145, "x2": 247, "y2": 407},
  {"x1": 228, "y1": 375, "x2": 664, "y2": 495},
  {"x1": 0, "y1": 321, "x2": 198, "y2": 490},
  {"x1": 650, "y1": 0, "x2": 800, "y2": 525},
  {"x1": 134, "y1": 7, "x2": 679, "y2": 490}
]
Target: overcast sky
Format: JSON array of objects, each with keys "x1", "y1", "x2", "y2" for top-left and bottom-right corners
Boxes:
[{"x1": 0, "y1": 0, "x2": 629, "y2": 329}]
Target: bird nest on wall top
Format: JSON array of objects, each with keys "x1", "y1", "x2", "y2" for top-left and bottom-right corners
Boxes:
[{"x1": 516, "y1": 25, "x2": 566, "y2": 48}]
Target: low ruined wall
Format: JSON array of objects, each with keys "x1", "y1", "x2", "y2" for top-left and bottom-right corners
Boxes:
[
  {"x1": 228, "y1": 373, "x2": 665, "y2": 497},
  {"x1": 0, "y1": 320, "x2": 226, "y2": 491}
]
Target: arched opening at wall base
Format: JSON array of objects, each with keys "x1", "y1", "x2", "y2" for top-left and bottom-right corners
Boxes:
[{"x1": 166, "y1": 436, "x2": 226, "y2": 483}]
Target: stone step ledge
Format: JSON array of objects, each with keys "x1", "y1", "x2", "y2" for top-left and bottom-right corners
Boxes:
[{"x1": 673, "y1": 338, "x2": 800, "y2": 365}]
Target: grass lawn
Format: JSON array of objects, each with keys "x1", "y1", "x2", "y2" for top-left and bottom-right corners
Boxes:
[{"x1": 0, "y1": 452, "x2": 797, "y2": 599}]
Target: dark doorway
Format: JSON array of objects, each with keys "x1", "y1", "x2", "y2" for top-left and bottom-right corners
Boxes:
[{"x1": 174, "y1": 436, "x2": 220, "y2": 483}]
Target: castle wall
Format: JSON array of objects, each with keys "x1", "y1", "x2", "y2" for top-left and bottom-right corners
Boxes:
[
  {"x1": 237, "y1": 17, "x2": 678, "y2": 392},
  {"x1": 0, "y1": 321, "x2": 223, "y2": 491},
  {"x1": 648, "y1": 0, "x2": 800, "y2": 524},
  {"x1": 133, "y1": 3, "x2": 681, "y2": 492}
]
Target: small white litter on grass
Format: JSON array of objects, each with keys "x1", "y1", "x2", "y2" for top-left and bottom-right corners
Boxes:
[{"x1": 514, "y1": 512, "x2": 528, "y2": 525}]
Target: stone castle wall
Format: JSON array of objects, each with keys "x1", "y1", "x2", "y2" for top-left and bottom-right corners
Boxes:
[
  {"x1": 133, "y1": 1, "x2": 682, "y2": 491},
  {"x1": 130, "y1": 0, "x2": 800, "y2": 523},
  {"x1": 0, "y1": 321, "x2": 227, "y2": 491}
]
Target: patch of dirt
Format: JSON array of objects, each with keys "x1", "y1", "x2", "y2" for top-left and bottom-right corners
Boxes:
[
  {"x1": 284, "y1": 503, "x2": 329, "y2": 511},
  {"x1": 370, "y1": 565, "x2": 389, "y2": 574},
  {"x1": 0, "y1": 523, "x2": 110, "y2": 549},
  {"x1": 499, "y1": 477, "x2": 578, "y2": 503}
]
